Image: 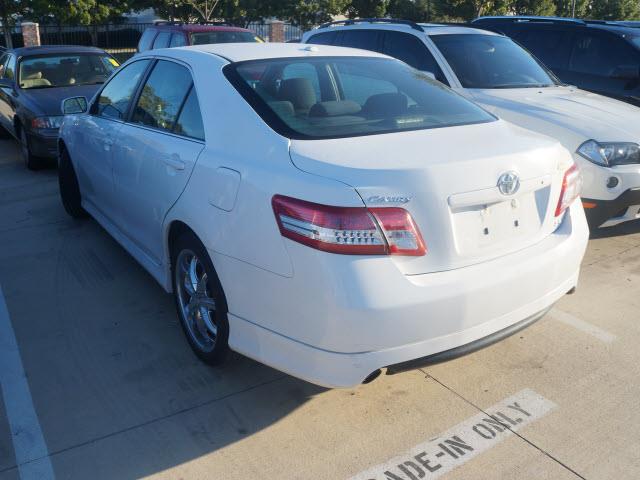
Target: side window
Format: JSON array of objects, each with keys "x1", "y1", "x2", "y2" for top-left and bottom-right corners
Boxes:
[
  {"x1": 513, "y1": 28, "x2": 570, "y2": 69},
  {"x1": 173, "y1": 87, "x2": 204, "y2": 140},
  {"x1": 96, "y1": 60, "x2": 150, "y2": 120},
  {"x1": 4, "y1": 55, "x2": 16, "y2": 80},
  {"x1": 307, "y1": 31, "x2": 337, "y2": 45},
  {"x1": 383, "y1": 31, "x2": 447, "y2": 84},
  {"x1": 169, "y1": 33, "x2": 187, "y2": 48},
  {"x1": 138, "y1": 29, "x2": 157, "y2": 52},
  {"x1": 131, "y1": 60, "x2": 192, "y2": 132},
  {"x1": 337, "y1": 30, "x2": 383, "y2": 53},
  {"x1": 569, "y1": 33, "x2": 639, "y2": 76},
  {"x1": 281, "y1": 62, "x2": 321, "y2": 102},
  {"x1": 0, "y1": 54, "x2": 7, "y2": 78},
  {"x1": 153, "y1": 31, "x2": 171, "y2": 50}
]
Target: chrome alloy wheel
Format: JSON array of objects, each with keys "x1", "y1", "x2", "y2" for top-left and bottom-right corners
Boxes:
[{"x1": 175, "y1": 249, "x2": 218, "y2": 353}]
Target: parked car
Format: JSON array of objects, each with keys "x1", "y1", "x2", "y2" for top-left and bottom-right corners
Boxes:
[
  {"x1": 303, "y1": 20, "x2": 640, "y2": 228},
  {"x1": 137, "y1": 22, "x2": 263, "y2": 53},
  {"x1": 470, "y1": 16, "x2": 640, "y2": 107},
  {"x1": 58, "y1": 43, "x2": 587, "y2": 388},
  {"x1": 0, "y1": 45, "x2": 119, "y2": 169}
]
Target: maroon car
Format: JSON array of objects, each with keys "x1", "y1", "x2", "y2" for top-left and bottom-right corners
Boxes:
[{"x1": 137, "y1": 22, "x2": 263, "y2": 52}]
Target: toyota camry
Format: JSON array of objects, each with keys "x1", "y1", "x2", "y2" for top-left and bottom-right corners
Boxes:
[{"x1": 57, "y1": 43, "x2": 588, "y2": 387}]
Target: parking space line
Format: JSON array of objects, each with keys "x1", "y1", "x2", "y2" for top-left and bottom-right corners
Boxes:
[
  {"x1": 348, "y1": 389, "x2": 556, "y2": 480},
  {"x1": 0, "y1": 285, "x2": 55, "y2": 480},
  {"x1": 550, "y1": 309, "x2": 617, "y2": 343}
]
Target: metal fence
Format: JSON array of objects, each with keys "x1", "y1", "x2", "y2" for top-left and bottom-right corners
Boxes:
[
  {"x1": 0, "y1": 24, "x2": 24, "y2": 49},
  {"x1": 28, "y1": 21, "x2": 304, "y2": 61}
]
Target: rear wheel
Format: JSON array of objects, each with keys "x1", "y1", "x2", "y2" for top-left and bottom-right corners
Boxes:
[
  {"x1": 172, "y1": 231, "x2": 229, "y2": 365},
  {"x1": 58, "y1": 148, "x2": 88, "y2": 219},
  {"x1": 20, "y1": 127, "x2": 44, "y2": 170}
]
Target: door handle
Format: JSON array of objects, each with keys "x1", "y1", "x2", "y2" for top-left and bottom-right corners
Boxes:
[{"x1": 163, "y1": 154, "x2": 185, "y2": 171}]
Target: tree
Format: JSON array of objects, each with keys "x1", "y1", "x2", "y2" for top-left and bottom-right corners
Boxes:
[
  {"x1": 512, "y1": 0, "x2": 557, "y2": 15},
  {"x1": 589, "y1": 0, "x2": 639, "y2": 19},
  {"x1": 0, "y1": 0, "x2": 26, "y2": 48},
  {"x1": 388, "y1": 0, "x2": 438, "y2": 22},
  {"x1": 280, "y1": 0, "x2": 351, "y2": 29},
  {"x1": 345, "y1": 0, "x2": 390, "y2": 18}
]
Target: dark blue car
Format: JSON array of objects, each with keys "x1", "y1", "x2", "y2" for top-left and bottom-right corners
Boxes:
[
  {"x1": 471, "y1": 16, "x2": 640, "y2": 107},
  {"x1": 0, "y1": 45, "x2": 119, "y2": 169}
]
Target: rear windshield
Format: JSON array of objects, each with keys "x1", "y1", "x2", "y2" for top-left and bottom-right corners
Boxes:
[
  {"x1": 191, "y1": 31, "x2": 262, "y2": 45},
  {"x1": 430, "y1": 34, "x2": 559, "y2": 89},
  {"x1": 19, "y1": 54, "x2": 118, "y2": 89},
  {"x1": 224, "y1": 57, "x2": 495, "y2": 140}
]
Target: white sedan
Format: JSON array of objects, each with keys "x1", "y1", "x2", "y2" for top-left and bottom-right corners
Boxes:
[{"x1": 57, "y1": 43, "x2": 588, "y2": 388}]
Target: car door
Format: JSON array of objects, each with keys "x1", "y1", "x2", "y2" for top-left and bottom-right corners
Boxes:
[
  {"x1": 565, "y1": 30, "x2": 640, "y2": 103},
  {"x1": 111, "y1": 59, "x2": 204, "y2": 263},
  {"x1": 73, "y1": 59, "x2": 150, "y2": 223},
  {"x1": 0, "y1": 54, "x2": 17, "y2": 132}
]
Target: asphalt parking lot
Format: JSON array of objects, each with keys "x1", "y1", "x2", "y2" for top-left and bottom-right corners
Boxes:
[{"x1": 1, "y1": 138, "x2": 639, "y2": 480}]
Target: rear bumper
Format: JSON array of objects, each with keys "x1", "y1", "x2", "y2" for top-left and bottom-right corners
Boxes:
[
  {"x1": 583, "y1": 188, "x2": 640, "y2": 228},
  {"x1": 219, "y1": 201, "x2": 588, "y2": 388}
]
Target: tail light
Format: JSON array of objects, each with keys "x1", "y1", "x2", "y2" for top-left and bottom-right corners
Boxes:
[
  {"x1": 272, "y1": 195, "x2": 426, "y2": 256},
  {"x1": 555, "y1": 164, "x2": 582, "y2": 217}
]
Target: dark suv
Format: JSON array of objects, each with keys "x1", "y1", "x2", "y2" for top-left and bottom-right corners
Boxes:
[
  {"x1": 137, "y1": 22, "x2": 262, "y2": 53},
  {"x1": 471, "y1": 16, "x2": 640, "y2": 106}
]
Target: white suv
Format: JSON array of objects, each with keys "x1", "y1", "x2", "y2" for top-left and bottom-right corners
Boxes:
[{"x1": 303, "y1": 19, "x2": 640, "y2": 228}]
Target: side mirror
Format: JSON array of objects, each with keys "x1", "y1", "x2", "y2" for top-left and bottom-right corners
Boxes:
[
  {"x1": 610, "y1": 65, "x2": 640, "y2": 80},
  {"x1": 62, "y1": 96, "x2": 88, "y2": 115}
]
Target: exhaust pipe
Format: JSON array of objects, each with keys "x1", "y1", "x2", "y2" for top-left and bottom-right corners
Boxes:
[{"x1": 362, "y1": 369, "x2": 382, "y2": 384}]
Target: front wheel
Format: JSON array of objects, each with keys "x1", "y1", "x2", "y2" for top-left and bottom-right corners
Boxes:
[
  {"x1": 172, "y1": 232, "x2": 229, "y2": 365},
  {"x1": 58, "y1": 148, "x2": 88, "y2": 219}
]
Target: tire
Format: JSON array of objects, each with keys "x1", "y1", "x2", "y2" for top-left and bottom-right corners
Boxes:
[
  {"x1": 171, "y1": 231, "x2": 230, "y2": 365},
  {"x1": 58, "y1": 148, "x2": 88, "y2": 219},
  {"x1": 0, "y1": 125, "x2": 11, "y2": 139},
  {"x1": 19, "y1": 127, "x2": 44, "y2": 170}
]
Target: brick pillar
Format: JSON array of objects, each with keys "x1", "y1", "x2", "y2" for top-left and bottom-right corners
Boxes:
[
  {"x1": 21, "y1": 22, "x2": 41, "y2": 47},
  {"x1": 268, "y1": 20, "x2": 285, "y2": 43}
]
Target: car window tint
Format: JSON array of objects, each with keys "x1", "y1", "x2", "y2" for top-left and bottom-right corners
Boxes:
[
  {"x1": 338, "y1": 62, "x2": 397, "y2": 105},
  {"x1": 190, "y1": 31, "x2": 260, "y2": 45},
  {"x1": 132, "y1": 60, "x2": 192, "y2": 132},
  {"x1": 338, "y1": 30, "x2": 382, "y2": 52},
  {"x1": 173, "y1": 87, "x2": 205, "y2": 140},
  {"x1": 511, "y1": 28, "x2": 570, "y2": 69},
  {"x1": 153, "y1": 31, "x2": 171, "y2": 49},
  {"x1": 169, "y1": 33, "x2": 187, "y2": 48},
  {"x1": 227, "y1": 57, "x2": 495, "y2": 140},
  {"x1": 307, "y1": 31, "x2": 337, "y2": 45},
  {"x1": 569, "y1": 33, "x2": 639, "y2": 76},
  {"x1": 281, "y1": 62, "x2": 322, "y2": 102},
  {"x1": 97, "y1": 60, "x2": 150, "y2": 120},
  {"x1": 138, "y1": 29, "x2": 157, "y2": 52},
  {"x1": 383, "y1": 31, "x2": 447, "y2": 84},
  {"x1": 4, "y1": 55, "x2": 16, "y2": 80}
]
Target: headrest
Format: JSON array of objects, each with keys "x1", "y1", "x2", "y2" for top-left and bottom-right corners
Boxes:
[
  {"x1": 363, "y1": 93, "x2": 408, "y2": 117},
  {"x1": 23, "y1": 70, "x2": 43, "y2": 80},
  {"x1": 278, "y1": 78, "x2": 317, "y2": 111},
  {"x1": 268, "y1": 100, "x2": 295, "y2": 118},
  {"x1": 309, "y1": 100, "x2": 361, "y2": 117}
]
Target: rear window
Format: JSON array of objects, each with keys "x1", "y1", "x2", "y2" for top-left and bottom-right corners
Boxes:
[
  {"x1": 191, "y1": 31, "x2": 262, "y2": 45},
  {"x1": 19, "y1": 54, "x2": 118, "y2": 89},
  {"x1": 224, "y1": 56, "x2": 495, "y2": 140}
]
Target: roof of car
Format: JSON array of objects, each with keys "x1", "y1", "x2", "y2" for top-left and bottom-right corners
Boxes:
[
  {"x1": 10, "y1": 45, "x2": 107, "y2": 56},
  {"x1": 158, "y1": 42, "x2": 391, "y2": 63},
  {"x1": 304, "y1": 20, "x2": 500, "y2": 37},
  {"x1": 152, "y1": 23, "x2": 252, "y2": 33},
  {"x1": 473, "y1": 16, "x2": 640, "y2": 36}
]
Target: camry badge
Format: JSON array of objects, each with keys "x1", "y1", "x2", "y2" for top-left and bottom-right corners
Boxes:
[
  {"x1": 367, "y1": 195, "x2": 411, "y2": 204},
  {"x1": 497, "y1": 172, "x2": 520, "y2": 196}
]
